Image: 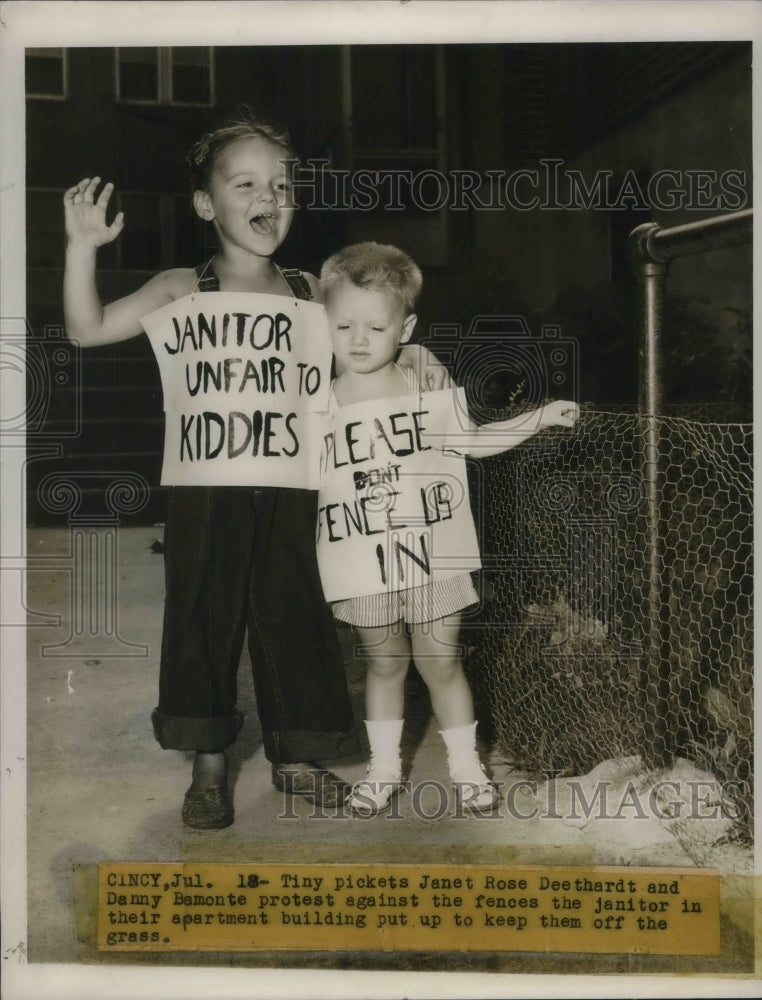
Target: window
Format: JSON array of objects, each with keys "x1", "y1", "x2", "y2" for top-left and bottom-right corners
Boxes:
[
  {"x1": 115, "y1": 192, "x2": 164, "y2": 271},
  {"x1": 350, "y1": 46, "x2": 439, "y2": 155},
  {"x1": 116, "y1": 47, "x2": 159, "y2": 103},
  {"x1": 170, "y1": 47, "x2": 213, "y2": 105},
  {"x1": 27, "y1": 187, "x2": 187, "y2": 273},
  {"x1": 346, "y1": 45, "x2": 442, "y2": 213},
  {"x1": 26, "y1": 48, "x2": 67, "y2": 99},
  {"x1": 115, "y1": 47, "x2": 214, "y2": 105},
  {"x1": 342, "y1": 45, "x2": 448, "y2": 265},
  {"x1": 27, "y1": 189, "x2": 67, "y2": 267},
  {"x1": 115, "y1": 192, "x2": 204, "y2": 271}
]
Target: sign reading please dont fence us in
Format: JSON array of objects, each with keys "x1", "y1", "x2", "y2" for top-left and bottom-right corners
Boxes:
[
  {"x1": 141, "y1": 292, "x2": 332, "y2": 489},
  {"x1": 317, "y1": 388, "x2": 482, "y2": 602}
]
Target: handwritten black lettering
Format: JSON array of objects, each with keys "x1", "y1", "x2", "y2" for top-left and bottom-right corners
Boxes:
[
  {"x1": 283, "y1": 413, "x2": 300, "y2": 457},
  {"x1": 227, "y1": 412, "x2": 252, "y2": 458},
  {"x1": 177, "y1": 410, "x2": 301, "y2": 462},
  {"x1": 164, "y1": 311, "x2": 294, "y2": 355},
  {"x1": 322, "y1": 410, "x2": 432, "y2": 473},
  {"x1": 204, "y1": 412, "x2": 225, "y2": 459}
]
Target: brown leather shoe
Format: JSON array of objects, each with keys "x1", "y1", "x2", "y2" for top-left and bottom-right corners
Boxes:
[
  {"x1": 271, "y1": 762, "x2": 349, "y2": 807},
  {"x1": 182, "y1": 784, "x2": 234, "y2": 829}
]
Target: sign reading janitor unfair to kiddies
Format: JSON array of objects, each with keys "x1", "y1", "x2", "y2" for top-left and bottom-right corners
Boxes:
[
  {"x1": 141, "y1": 292, "x2": 331, "y2": 489},
  {"x1": 318, "y1": 388, "x2": 481, "y2": 602}
]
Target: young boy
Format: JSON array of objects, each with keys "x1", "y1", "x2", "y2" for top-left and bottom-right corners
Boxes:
[
  {"x1": 319, "y1": 242, "x2": 579, "y2": 815},
  {"x1": 62, "y1": 110, "x2": 449, "y2": 829},
  {"x1": 62, "y1": 114, "x2": 358, "y2": 828}
]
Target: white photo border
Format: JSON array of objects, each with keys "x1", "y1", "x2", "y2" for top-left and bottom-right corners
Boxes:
[{"x1": 1, "y1": 2, "x2": 760, "y2": 998}]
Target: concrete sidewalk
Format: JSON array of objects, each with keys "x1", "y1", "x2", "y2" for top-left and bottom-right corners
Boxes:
[{"x1": 23, "y1": 527, "x2": 753, "y2": 973}]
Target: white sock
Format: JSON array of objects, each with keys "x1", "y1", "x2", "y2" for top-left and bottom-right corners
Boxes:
[
  {"x1": 439, "y1": 721, "x2": 488, "y2": 785},
  {"x1": 364, "y1": 719, "x2": 404, "y2": 781}
]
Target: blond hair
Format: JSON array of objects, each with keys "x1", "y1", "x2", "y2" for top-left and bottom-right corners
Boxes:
[
  {"x1": 186, "y1": 105, "x2": 293, "y2": 192},
  {"x1": 320, "y1": 242, "x2": 422, "y2": 313}
]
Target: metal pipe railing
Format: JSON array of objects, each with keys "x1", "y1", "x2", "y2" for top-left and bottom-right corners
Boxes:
[
  {"x1": 630, "y1": 209, "x2": 752, "y2": 264},
  {"x1": 629, "y1": 209, "x2": 752, "y2": 768}
]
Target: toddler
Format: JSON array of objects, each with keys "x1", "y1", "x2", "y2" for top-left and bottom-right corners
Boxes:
[
  {"x1": 63, "y1": 111, "x2": 445, "y2": 828},
  {"x1": 319, "y1": 242, "x2": 579, "y2": 815}
]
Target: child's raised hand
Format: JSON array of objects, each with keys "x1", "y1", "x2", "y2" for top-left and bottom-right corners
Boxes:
[
  {"x1": 540, "y1": 400, "x2": 579, "y2": 428},
  {"x1": 63, "y1": 177, "x2": 124, "y2": 248}
]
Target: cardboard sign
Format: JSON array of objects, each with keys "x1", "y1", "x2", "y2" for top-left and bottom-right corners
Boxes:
[
  {"x1": 317, "y1": 388, "x2": 481, "y2": 602},
  {"x1": 141, "y1": 292, "x2": 332, "y2": 488}
]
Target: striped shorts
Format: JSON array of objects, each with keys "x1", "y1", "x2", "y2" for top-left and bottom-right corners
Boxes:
[{"x1": 332, "y1": 573, "x2": 479, "y2": 628}]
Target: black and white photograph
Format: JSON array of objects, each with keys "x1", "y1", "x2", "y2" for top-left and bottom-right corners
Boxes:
[{"x1": 1, "y1": 2, "x2": 759, "y2": 998}]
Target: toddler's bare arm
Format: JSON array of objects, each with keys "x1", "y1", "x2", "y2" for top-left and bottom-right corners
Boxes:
[{"x1": 460, "y1": 400, "x2": 579, "y2": 457}]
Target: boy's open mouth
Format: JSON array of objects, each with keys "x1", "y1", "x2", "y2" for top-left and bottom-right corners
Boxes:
[{"x1": 249, "y1": 212, "x2": 278, "y2": 236}]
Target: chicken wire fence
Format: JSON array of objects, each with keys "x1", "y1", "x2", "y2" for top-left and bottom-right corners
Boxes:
[{"x1": 462, "y1": 407, "x2": 753, "y2": 841}]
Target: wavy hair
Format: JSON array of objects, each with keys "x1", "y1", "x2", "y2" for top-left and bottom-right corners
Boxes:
[
  {"x1": 185, "y1": 105, "x2": 294, "y2": 191},
  {"x1": 320, "y1": 242, "x2": 422, "y2": 313}
]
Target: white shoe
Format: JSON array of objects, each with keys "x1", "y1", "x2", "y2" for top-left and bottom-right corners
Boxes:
[
  {"x1": 346, "y1": 768, "x2": 404, "y2": 817},
  {"x1": 451, "y1": 767, "x2": 499, "y2": 813}
]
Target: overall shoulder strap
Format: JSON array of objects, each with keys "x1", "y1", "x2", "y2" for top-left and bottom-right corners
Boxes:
[
  {"x1": 195, "y1": 261, "x2": 220, "y2": 292},
  {"x1": 194, "y1": 261, "x2": 311, "y2": 299},
  {"x1": 278, "y1": 267, "x2": 313, "y2": 301}
]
